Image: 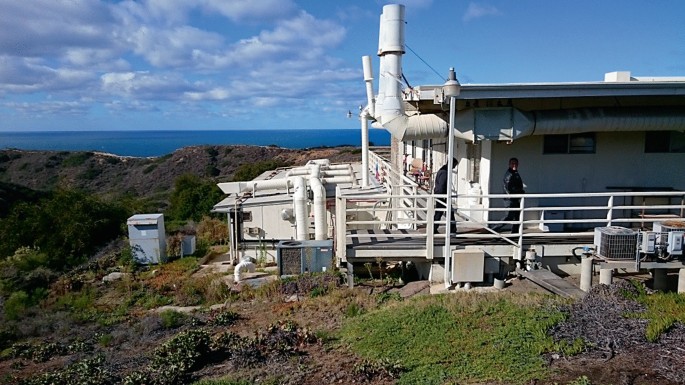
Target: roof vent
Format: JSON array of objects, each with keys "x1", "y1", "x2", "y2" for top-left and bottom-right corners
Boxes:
[{"x1": 604, "y1": 71, "x2": 632, "y2": 82}]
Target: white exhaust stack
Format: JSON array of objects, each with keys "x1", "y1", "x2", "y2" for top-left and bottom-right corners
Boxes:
[{"x1": 375, "y1": 4, "x2": 448, "y2": 141}]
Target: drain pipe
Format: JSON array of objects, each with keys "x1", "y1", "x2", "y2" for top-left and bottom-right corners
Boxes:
[{"x1": 234, "y1": 257, "x2": 256, "y2": 283}]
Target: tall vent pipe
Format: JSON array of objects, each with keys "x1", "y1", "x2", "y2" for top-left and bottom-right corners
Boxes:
[{"x1": 375, "y1": 4, "x2": 448, "y2": 141}]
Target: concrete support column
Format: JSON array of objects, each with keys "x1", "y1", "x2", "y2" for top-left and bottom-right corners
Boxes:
[
  {"x1": 652, "y1": 268, "x2": 669, "y2": 292},
  {"x1": 347, "y1": 261, "x2": 355, "y2": 288},
  {"x1": 678, "y1": 269, "x2": 685, "y2": 294},
  {"x1": 599, "y1": 268, "x2": 613, "y2": 286},
  {"x1": 580, "y1": 256, "x2": 593, "y2": 292}
]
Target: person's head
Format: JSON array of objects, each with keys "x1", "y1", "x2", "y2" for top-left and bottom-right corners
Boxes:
[
  {"x1": 508, "y1": 157, "x2": 519, "y2": 171},
  {"x1": 448, "y1": 157, "x2": 458, "y2": 169}
]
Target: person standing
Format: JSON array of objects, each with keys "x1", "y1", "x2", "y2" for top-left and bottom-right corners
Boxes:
[
  {"x1": 502, "y1": 157, "x2": 525, "y2": 233},
  {"x1": 433, "y1": 158, "x2": 457, "y2": 234}
]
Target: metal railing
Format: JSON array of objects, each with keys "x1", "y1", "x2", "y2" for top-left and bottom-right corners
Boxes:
[{"x1": 335, "y1": 188, "x2": 685, "y2": 260}]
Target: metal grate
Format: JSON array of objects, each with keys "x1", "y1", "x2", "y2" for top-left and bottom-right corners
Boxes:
[
  {"x1": 279, "y1": 247, "x2": 301, "y2": 275},
  {"x1": 595, "y1": 226, "x2": 637, "y2": 260}
]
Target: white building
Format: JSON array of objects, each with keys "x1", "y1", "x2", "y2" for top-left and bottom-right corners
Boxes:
[{"x1": 214, "y1": 4, "x2": 685, "y2": 294}]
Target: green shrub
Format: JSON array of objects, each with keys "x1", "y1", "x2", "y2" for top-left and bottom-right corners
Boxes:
[
  {"x1": 232, "y1": 160, "x2": 290, "y2": 182},
  {"x1": 62, "y1": 152, "x2": 93, "y2": 167},
  {"x1": 3, "y1": 291, "x2": 29, "y2": 320},
  {"x1": 142, "y1": 164, "x2": 157, "y2": 174},
  {"x1": 160, "y1": 310, "x2": 187, "y2": 329}
]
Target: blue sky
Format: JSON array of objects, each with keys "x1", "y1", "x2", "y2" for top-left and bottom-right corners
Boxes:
[{"x1": 1, "y1": 0, "x2": 683, "y2": 132}]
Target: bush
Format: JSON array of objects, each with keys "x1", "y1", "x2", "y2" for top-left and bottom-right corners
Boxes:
[
  {"x1": 160, "y1": 310, "x2": 187, "y2": 329},
  {"x1": 62, "y1": 152, "x2": 93, "y2": 167},
  {"x1": 232, "y1": 160, "x2": 290, "y2": 182},
  {"x1": 168, "y1": 174, "x2": 223, "y2": 222},
  {"x1": 3, "y1": 291, "x2": 29, "y2": 320}
]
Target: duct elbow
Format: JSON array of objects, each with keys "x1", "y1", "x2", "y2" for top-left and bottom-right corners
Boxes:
[{"x1": 383, "y1": 112, "x2": 449, "y2": 141}]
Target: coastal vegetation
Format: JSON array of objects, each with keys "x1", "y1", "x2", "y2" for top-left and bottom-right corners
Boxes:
[{"x1": 0, "y1": 146, "x2": 684, "y2": 384}]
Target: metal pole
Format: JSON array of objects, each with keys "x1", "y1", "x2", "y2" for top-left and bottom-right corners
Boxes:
[
  {"x1": 443, "y1": 95, "x2": 456, "y2": 288},
  {"x1": 361, "y1": 117, "x2": 369, "y2": 188}
]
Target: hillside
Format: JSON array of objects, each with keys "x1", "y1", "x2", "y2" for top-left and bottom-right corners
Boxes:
[{"x1": 0, "y1": 145, "x2": 362, "y2": 199}]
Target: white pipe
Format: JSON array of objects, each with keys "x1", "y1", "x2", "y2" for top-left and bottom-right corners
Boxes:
[
  {"x1": 293, "y1": 176, "x2": 308, "y2": 241},
  {"x1": 307, "y1": 159, "x2": 330, "y2": 167},
  {"x1": 362, "y1": 56, "x2": 375, "y2": 118},
  {"x1": 376, "y1": 4, "x2": 448, "y2": 141},
  {"x1": 234, "y1": 258, "x2": 256, "y2": 283},
  {"x1": 286, "y1": 168, "x2": 352, "y2": 178},
  {"x1": 321, "y1": 175, "x2": 357, "y2": 186},
  {"x1": 361, "y1": 108, "x2": 371, "y2": 188},
  {"x1": 310, "y1": 177, "x2": 327, "y2": 240}
]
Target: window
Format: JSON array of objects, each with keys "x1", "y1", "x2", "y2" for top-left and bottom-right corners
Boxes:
[
  {"x1": 543, "y1": 133, "x2": 596, "y2": 154},
  {"x1": 645, "y1": 131, "x2": 685, "y2": 153}
]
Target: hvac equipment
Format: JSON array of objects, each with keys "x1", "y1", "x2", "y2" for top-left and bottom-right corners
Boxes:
[
  {"x1": 593, "y1": 226, "x2": 637, "y2": 260},
  {"x1": 276, "y1": 240, "x2": 333, "y2": 276},
  {"x1": 127, "y1": 214, "x2": 166, "y2": 264}
]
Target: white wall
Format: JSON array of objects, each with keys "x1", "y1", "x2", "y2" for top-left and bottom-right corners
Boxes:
[{"x1": 490, "y1": 131, "x2": 685, "y2": 197}]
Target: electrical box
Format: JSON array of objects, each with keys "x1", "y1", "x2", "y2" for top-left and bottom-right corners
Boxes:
[
  {"x1": 127, "y1": 214, "x2": 166, "y2": 264},
  {"x1": 276, "y1": 240, "x2": 333, "y2": 275},
  {"x1": 640, "y1": 232, "x2": 656, "y2": 254},
  {"x1": 667, "y1": 231, "x2": 684, "y2": 256},
  {"x1": 451, "y1": 249, "x2": 485, "y2": 283}
]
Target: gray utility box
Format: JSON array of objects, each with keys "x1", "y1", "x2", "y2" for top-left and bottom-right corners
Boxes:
[
  {"x1": 276, "y1": 240, "x2": 333, "y2": 276},
  {"x1": 127, "y1": 214, "x2": 166, "y2": 264}
]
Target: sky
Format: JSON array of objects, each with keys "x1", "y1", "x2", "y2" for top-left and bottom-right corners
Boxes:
[{"x1": 1, "y1": 0, "x2": 683, "y2": 132}]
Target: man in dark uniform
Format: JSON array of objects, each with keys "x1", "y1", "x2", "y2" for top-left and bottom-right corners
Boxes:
[
  {"x1": 502, "y1": 157, "x2": 525, "y2": 233},
  {"x1": 433, "y1": 158, "x2": 457, "y2": 234}
]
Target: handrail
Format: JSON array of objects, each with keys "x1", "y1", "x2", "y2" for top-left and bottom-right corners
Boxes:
[{"x1": 336, "y1": 189, "x2": 685, "y2": 260}]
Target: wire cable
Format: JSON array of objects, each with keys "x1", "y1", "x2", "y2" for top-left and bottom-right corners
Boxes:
[{"x1": 406, "y1": 43, "x2": 445, "y2": 82}]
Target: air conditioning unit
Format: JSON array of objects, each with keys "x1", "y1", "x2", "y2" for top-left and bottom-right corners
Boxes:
[
  {"x1": 276, "y1": 240, "x2": 333, "y2": 276},
  {"x1": 594, "y1": 226, "x2": 637, "y2": 260}
]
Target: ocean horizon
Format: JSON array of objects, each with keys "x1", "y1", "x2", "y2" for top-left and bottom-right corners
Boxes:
[{"x1": 0, "y1": 129, "x2": 391, "y2": 157}]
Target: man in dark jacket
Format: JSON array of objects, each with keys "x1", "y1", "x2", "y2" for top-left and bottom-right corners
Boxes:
[
  {"x1": 433, "y1": 158, "x2": 457, "y2": 234},
  {"x1": 502, "y1": 157, "x2": 525, "y2": 233}
]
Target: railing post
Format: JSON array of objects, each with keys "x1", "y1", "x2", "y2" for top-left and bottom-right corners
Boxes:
[
  {"x1": 606, "y1": 195, "x2": 614, "y2": 226},
  {"x1": 517, "y1": 196, "x2": 525, "y2": 250},
  {"x1": 427, "y1": 195, "x2": 435, "y2": 259},
  {"x1": 335, "y1": 187, "x2": 346, "y2": 268}
]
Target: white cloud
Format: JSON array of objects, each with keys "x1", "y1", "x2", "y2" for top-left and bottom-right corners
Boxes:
[
  {"x1": 100, "y1": 71, "x2": 195, "y2": 100},
  {"x1": 463, "y1": 2, "x2": 502, "y2": 22},
  {"x1": 201, "y1": 0, "x2": 298, "y2": 23}
]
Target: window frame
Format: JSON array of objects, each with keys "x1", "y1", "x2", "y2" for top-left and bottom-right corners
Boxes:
[{"x1": 543, "y1": 133, "x2": 596, "y2": 154}]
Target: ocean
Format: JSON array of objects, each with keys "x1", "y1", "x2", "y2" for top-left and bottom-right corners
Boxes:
[{"x1": 0, "y1": 129, "x2": 390, "y2": 157}]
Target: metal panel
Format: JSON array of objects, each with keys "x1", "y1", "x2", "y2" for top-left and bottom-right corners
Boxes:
[
  {"x1": 127, "y1": 213, "x2": 166, "y2": 264},
  {"x1": 452, "y1": 249, "x2": 485, "y2": 283}
]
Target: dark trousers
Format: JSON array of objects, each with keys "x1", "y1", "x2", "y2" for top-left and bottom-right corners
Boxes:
[
  {"x1": 503, "y1": 198, "x2": 521, "y2": 233},
  {"x1": 433, "y1": 198, "x2": 456, "y2": 233}
]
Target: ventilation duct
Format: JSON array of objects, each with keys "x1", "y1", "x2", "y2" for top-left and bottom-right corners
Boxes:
[{"x1": 454, "y1": 106, "x2": 685, "y2": 142}]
